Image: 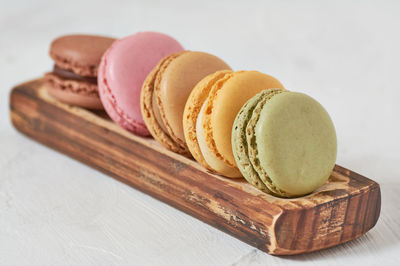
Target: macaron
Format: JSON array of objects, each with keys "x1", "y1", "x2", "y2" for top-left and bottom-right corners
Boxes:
[
  {"x1": 141, "y1": 51, "x2": 231, "y2": 153},
  {"x1": 232, "y1": 90, "x2": 337, "y2": 197},
  {"x1": 183, "y1": 70, "x2": 285, "y2": 177},
  {"x1": 98, "y1": 32, "x2": 184, "y2": 136},
  {"x1": 44, "y1": 34, "x2": 115, "y2": 109}
]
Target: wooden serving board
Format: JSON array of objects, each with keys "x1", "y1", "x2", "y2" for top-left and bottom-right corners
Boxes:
[{"x1": 9, "y1": 79, "x2": 381, "y2": 255}]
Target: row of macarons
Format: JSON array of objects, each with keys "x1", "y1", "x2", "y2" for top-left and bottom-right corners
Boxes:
[{"x1": 45, "y1": 32, "x2": 337, "y2": 197}]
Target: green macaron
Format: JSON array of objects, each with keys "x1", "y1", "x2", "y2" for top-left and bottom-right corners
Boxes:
[{"x1": 232, "y1": 89, "x2": 337, "y2": 197}]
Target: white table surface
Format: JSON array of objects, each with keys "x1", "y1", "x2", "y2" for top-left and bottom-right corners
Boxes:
[{"x1": 1, "y1": 0, "x2": 399, "y2": 265}]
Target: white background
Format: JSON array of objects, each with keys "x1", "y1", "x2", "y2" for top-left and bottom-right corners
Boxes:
[{"x1": 1, "y1": 0, "x2": 399, "y2": 265}]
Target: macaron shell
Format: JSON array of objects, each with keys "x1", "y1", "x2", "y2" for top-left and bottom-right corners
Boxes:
[
  {"x1": 50, "y1": 34, "x2": 115, "y2": 77},
  {"x1": 98, "y1": 54, "x2": 149, "y2": 136},
  {"x1": 183, "y1": 70, "x2": 232, "y2": 169},
  {"x1": 197, "y1": 99, "x2": 241, "y2": 177},
  {"x1": 255, "y1": 92, "x2": 337, "y2": 196},
  {"x1": 47, "y1": 83, "x2": 103, "y2": 109},
  {"x1": 155, "y1": 51, "x2": 231, "y2": 149},
  {"x1": 245, "y1": 90, "x2": 288, "y2": 196},
  {"x1": 98, "y1": 57, "x2": 150, "y2": 136},
  {"x1": 141, "y1": 52, "x2": 188, "y2": 153},
  {"x1": 204, "y1": 71, "x2": 285, "y2": 167},
  {"x1": 44, "y1": 73, "x2": 103, "y2": 109},
  {"x1": 151, "y1": 53, "x2": 185, "y2": 135},
  {"x1": 232, "y1": 89, "x2": 283, "y2": 192},
  {"x1": 99, "y1": 32, "x2": 184, "y2": 136}
]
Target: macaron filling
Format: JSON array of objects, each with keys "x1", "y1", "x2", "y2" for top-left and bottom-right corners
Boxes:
[
  {"x1": 52, "y1": 65, "x2": 97, "y2": 84},
  {"x1": 196, "y1": 99, "x2": 241, "y2": 177}
]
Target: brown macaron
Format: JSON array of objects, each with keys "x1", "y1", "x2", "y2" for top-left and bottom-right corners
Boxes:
[
  {"x1": 44, "y1": 34, "x2": 115, "y2": 109},
  {"x1": 141, "y1": 51, "x2": 231, "y2": 155}
]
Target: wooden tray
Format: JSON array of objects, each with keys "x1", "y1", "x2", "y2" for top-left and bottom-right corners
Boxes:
[{"x1": 9, "y1": 79, "x2": 381, "y2": 255}]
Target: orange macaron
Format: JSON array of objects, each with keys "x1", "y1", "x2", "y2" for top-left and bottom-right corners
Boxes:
[{"x1": 183, "y1": 70, "x2": 285, "y2": 177}]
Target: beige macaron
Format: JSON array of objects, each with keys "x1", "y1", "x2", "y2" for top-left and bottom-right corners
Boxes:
[{"x1": 141, "y1": 51, "x2": 231, "y2": 155}]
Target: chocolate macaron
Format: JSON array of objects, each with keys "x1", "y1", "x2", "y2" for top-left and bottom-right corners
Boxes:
[{"x1": 44, "y1": 34, "x2": 115, "y2": 109}]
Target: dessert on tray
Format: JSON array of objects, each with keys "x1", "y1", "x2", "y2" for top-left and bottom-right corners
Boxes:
[
  {"x1": 43, "y1": 32, "x2": 336, "y2": 197},
  {"x1": 8, "y1": 31, "x2": 380, "y2": 255}
]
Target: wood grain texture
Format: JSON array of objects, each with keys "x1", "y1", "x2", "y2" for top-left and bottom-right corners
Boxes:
[{"x1": 9, "y1": 79, "x2": 381, "y2": 255}]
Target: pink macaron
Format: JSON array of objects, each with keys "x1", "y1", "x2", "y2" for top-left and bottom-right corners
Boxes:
[{"x1": 98, "y1": 32, "x2": 184, "y2": 136}]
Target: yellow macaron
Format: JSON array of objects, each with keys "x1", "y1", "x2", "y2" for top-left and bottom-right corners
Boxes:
[{"x1": 183, "y1": 70, "x2": 285, "y2": 177}]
